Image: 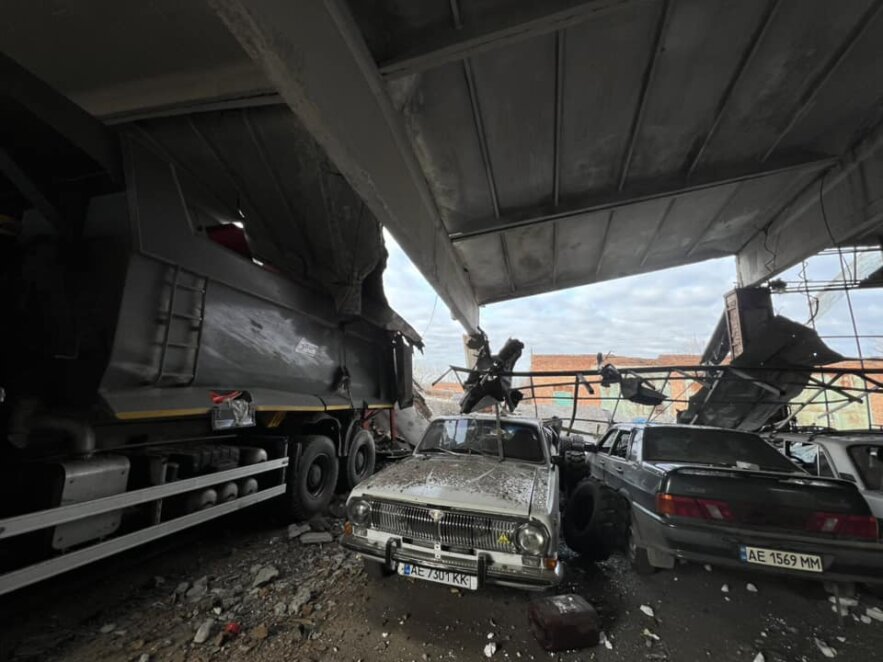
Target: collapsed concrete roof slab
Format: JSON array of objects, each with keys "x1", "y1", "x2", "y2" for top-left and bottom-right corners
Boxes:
[{"x1": 4, "y1": 0, "x2": 883, "y2": 322}]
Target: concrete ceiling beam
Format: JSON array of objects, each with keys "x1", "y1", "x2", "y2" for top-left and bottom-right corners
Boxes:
[
  {"x1": 378, "y1": 0, "x2": 650, "y2": 80},
  {"x1": 209, "y1": 0, "x2": 479, "y2": 331},
  {"x1": 737, "y1": 121, "x2": 883, "y2": 285}
]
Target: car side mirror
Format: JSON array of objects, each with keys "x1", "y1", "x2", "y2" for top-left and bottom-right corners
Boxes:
[{"x1": 584, "y1": 442, "x2": 598, "y2": 453}]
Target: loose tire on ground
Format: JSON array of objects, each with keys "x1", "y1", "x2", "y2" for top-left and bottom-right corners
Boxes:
[
  {"x1": 345, "y1": 429, "x2": 376, "y2": 489},
  {"x1": 281, "y1": 434, "x2": 339, "y2": 521},
  {"x1": 362, "y1": 558, "x2": 394, "y2": 579},
  {"x1": 562, "y1": 480, "x2": 628, "y2": 561}
]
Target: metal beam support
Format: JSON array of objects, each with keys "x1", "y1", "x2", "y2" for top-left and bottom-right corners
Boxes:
[
  {"x1": 618, "y1": 0, "x2": 673, "y2": 191},
  {"x1": 639, "y1": 196, "x2": 676, "y2": 267},
  {"x1": 685, "y1": 182, "x2": 743, "y2": 257},
  {"x1": 462, "y1": 58, "x2": 501, "y2": 220},
  {"x1": 686, "y1": 0, "x2": 782, "y2": 178},
  {"x1": 594, "y1": 209, "x2": 615, "y2": 278},
  {"x1": 451, "y1": 155, "x2": 834, "y2": 242},
  {"x1": 737, "y1": 120, "x2": 883, "y2": 284},
  {"x1": 553, "y1": 30, "x2": 566, "y2": 207},
  {"x1": 378, "y1": 0, "x2": 651, "y2": 79},
  {"x1": 0, "y1": 52, "x2": 120, "y2": 179},
  {"x1": 762, "y1": 0, "x2": 883, "y2": 163},
  {"x1": 209, "y1": 0, "x2": 479, "y2": 331}
]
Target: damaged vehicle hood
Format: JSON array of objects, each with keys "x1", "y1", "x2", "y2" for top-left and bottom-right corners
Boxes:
[{"x1": 352, "y1": 455, "x2": 544, "y2": 517}]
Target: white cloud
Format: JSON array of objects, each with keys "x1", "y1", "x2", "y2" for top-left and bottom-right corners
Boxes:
[{"x1": 383, "y1": 229, "x2": 742, "y2": 375}]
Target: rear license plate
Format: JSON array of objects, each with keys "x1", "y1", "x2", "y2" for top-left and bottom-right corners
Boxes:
[
  {"x1": 740, "y1": 545, "x2": 823, "y2": 573},
  {"x1": 397, "y1": 563, "x2": 478, "y2": 590}
]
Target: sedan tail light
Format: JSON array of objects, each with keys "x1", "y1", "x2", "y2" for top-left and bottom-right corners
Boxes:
[
  {"x1": 806, "y1": 512, "x2": 879, "y2": 541},
  {"x1": 656, "y1": 493, "x2": 735, "y2": 521}
]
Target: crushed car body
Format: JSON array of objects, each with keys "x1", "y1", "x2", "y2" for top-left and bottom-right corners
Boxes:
[
  {"x1": 567, "y1": 424, "x2": 883, "y2": 586},
  {"x1": 774, "y1": 430, "x2": 883, "y2": 522},
  {"x1": 341, "y1": 414, "x2": 563, "y2": 590}
]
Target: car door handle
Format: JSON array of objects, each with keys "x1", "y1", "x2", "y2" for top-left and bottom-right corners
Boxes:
[{"x1": 614, "y1": 466, "x2": 624, "y2": 473}]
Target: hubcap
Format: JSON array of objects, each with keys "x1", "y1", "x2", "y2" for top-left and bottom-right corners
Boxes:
[
  {"x1": 354, "y1": 447, "x2": 366, "y2": 474},
  {"x1": 307, "y1": 459, "x2": 325, "y2": 495}
]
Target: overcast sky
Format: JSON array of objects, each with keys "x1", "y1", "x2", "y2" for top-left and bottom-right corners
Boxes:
[{"x1": 382, "y1": 230, "x2": 881, "y2": 378}]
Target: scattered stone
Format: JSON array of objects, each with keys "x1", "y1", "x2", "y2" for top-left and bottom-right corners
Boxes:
[
  {"x1": 814, "y1": 638, "x2": 837, "y2": 658},
  {"x1": 721, "y1": 584, "x2": 729, "y2": 593},
  {"x1": 753, "y1": 653, "x2": 765, "y2": 662},
  {"x1": 309, "y1": 516, "x2": 332, "y2": 532},
  {"x1": 487, "y1": 632, "x2": 494, "y2": 639},
  {"x1": 599, "y1": 632, "x2": 613, "y2": 650},
  {"x1": 193, "y1": 619, "x2": 214, "y2": 644},
  {"x1": 186, "y1": 577, "x2": 209, "y2": 602},
  {"x1": 640, "y1": 605, "x2": 655, "y2": 618},
  {"x1": 288, "y1": 523, "x2": 311, "y2": 539},
  {"x1": 99, "y1": 623, "x2": 116, "y2": 634},
  {"x1": 250, "y1": 623, "x2": 269, "y2": 640},
  {"x1": 860, "y1": 615, "x2": 873, "y2": 625},
  {"x1": 746, "y1": 584, "x2": 758, "y2": 593},
  {"x1": 866, "y1": 606, "x2": 883, "y2": 622},
  {"x1": 252, "y1": 566, "x2": 280, "y2": 588},
  {"x1": 382, "y1": 632, "x2": 389, "y2": 639},
  {"x1": 300, "y1": 531, "x2": 334, "y2": 545},
  {"x1": 831, "y1": 604, "x2": 850, "y2": 617},
  {"x1": 289, "y1": 587, "x2": 312, "y2": 615},
  {"x1": 138, "y1": 655, "x2": 150, "y2": 662},
  {"x1": 835, "y1": 636, "x2": 846, "y2": 643},
  {"x1": 828, "y1": 595, "x2": 859, "y2": 607},
  {"x1": 483, "y1": 641, "x2": 497, "y2": 658},
  {"x1": 703, "y1": 564, "x2": 712, "y2": 572},
  {"x1": 642, "y1": 628, "x2": 660, "y2": 641}
]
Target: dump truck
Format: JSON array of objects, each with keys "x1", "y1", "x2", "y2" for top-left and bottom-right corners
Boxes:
[{"x1": 0, "y1": 54, "x2": 418, "y2": 595}]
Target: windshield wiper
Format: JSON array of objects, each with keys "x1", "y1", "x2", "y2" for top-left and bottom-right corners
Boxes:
[
  {"x1": 452, "y1": 447, "x2": 497, "y2": 457},
  {"x1": 420, "y1": 447, "x2": 458, "y2": 456}
]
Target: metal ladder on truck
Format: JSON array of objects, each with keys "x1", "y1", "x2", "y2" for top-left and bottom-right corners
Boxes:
[{"x1": 155, "y1": 265, "x2": 209, "y2": 386}]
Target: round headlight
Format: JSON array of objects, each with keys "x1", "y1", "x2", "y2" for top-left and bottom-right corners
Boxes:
[
  {"x1": 347, "y1": 498, "x2": 371, "y2": 525},
  {"x1": 516, "y1": 522, "x2": 547, "y2": 555}
]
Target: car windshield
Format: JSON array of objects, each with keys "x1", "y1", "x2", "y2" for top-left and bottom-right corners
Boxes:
[
  {"x1": 417, "y1": 418, "x2": 545, "y2": 463},
  {"x1": 643, "y1": 427, "x2": 801, "y2": 473},
  {"x1": 847, "y1": 445, "x2": 883, "y2": 491}
]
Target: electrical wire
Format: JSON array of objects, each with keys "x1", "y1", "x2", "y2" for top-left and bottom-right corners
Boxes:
[{"x1": 818, "y1": 172, "x2": 874, "y2": 424}]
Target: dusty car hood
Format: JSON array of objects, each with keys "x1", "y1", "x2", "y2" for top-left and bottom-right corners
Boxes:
[{"x1": 352, "y1": 455, "x2": 542, "y2": 517}]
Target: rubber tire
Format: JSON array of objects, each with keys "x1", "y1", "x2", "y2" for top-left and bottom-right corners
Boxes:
[
  {"x1": 563, "y1": 480, "x2": 627, "y2": 561},
  {"x1": 363, "y1": 558, "x2": 394, "y2": 579},
  {"x1": 627, "y1": 520, "x2": 657, "y2": 575},
  {"x1": 345, "y1": 429, "x2": 376, "y2": 489},
  {"x1": 282, "y1": 435, "x2": 339, "y2": 521}
]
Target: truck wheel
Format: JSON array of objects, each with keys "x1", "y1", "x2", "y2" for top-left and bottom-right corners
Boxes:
[
  {"x1": 563, "y1": 480, "x2": 626, "y2": 562},
  {"x1": 627, "y1": 522, "x2": 656, "y2": 575},
  {"x1": 283, "y1": 435, "x2": 339, "y2": 521},
  {"x1": 363, "y1": 558, "x2": 394, "y2": 579},
  {"x1": 345, "y1": 430, "x2": 376, "y2": 489}
]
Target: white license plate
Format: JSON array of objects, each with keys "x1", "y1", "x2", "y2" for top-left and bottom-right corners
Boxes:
[
  {"x1": 740, "y1": 545, "x2": 823, "y2": 573},
  {"x1": 397, "y1": 563, "x2": 478, "y2": 590}
]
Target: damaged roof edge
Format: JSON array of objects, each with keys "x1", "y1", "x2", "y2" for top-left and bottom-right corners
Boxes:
[{"x1": 208, "y1": 0, "x2": 480, "y2": 333}]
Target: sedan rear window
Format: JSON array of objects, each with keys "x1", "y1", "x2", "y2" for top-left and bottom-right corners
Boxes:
[
  {"x1": 643, "y1": 427, "x2": 801, "y2": 473},
  {"x1": 848, "y1": 445, "x2": 883, "y2": 491}
]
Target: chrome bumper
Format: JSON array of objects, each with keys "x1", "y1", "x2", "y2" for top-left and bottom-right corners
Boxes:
[{"x1": 341, "y1": 531, "x2": 562, "y2": 590}]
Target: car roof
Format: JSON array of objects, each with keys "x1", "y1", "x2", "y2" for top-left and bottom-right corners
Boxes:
[
  {"x1": 432, "y1": 413, "x2": 542, "y2": 426},
  {"x1": 777, "y1": 431, "x2": 883, "y2": 447},
  {"x1": 612, "y1": 422, "x2": 760, "y2": 434}
]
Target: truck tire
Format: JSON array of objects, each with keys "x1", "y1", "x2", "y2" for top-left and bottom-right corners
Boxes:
[
  {"x1": 283, "y1": 435, "x2": 339, "y2": 521},
  {"x1": 563, "y1": 480, "x2": 626, "y2": 561},
  {"x1": 345, "y1": 429, "x2": 376, "y2": 489}
]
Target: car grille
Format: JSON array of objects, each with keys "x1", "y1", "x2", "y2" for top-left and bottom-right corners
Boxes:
[{"x1": 369, "y1": 500, "x2": 520, "y2": 553}]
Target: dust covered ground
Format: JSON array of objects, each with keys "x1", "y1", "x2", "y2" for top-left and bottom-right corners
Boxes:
[{"x1": 2, "y1": 504, "x2": 883, "y2": 662}]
